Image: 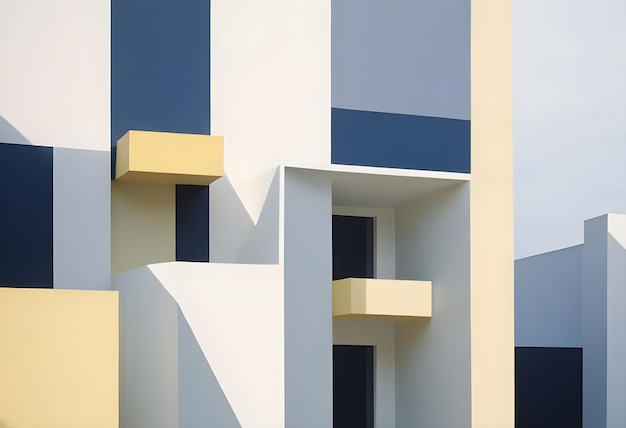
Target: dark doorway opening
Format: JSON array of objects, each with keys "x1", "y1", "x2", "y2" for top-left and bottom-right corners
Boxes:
[
  {"x1": 332, "y1": 215, "x2": 375, "y2": 280},
  {"x1": 333, "y1": 345, "x2": 374, "y2": 428}
]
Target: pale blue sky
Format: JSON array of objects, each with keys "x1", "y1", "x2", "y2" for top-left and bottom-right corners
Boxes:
[{"x1": 514, "y1": 0, "x2": 626, "y2": 258}]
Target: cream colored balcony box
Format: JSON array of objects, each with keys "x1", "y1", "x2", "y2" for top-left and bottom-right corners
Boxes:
[
  {"x1": 115, "y1": 130, "x2": 224, "y2": 185},
  {"x1": 332, "y1": 278, "x2": 432, "y2": 320}
]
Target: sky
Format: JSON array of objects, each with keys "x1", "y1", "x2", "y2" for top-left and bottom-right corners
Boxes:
[{"x1": 513, "y1": 0, "x2": 626, "y2": 259}]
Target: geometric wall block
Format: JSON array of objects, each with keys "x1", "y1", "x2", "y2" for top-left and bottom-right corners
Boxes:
[
  {"x1": 0, "y1": 142, "x2": 53, "y2": 288},
  {"x1": 115, "y1": 131, "x2": 223, "y2": 185},
  {"x1": 332, "y1": 278, "x2": 432, "y2": 320},
  {"x1": 111, "y1": 0, "x2": 210, "y2": 145},
  {"x1": 331, "y1": 108, "x2": 471, "y2": 173},
  {"x1": 515, "y1": 347, "x2": 582, "y2": 428},
  {"x1": 114, "y1": 262, "x2": 284, "y2": 428},
  {"x1": 111, "y1": 181, "x2": 176, "y2": 274},
  {"x1": 0, "y1": 288, "x2": 118, "y2": 428}
]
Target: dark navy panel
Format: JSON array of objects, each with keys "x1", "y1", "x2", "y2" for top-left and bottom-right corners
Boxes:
[
  {"x1": 176, "y1": 185, "x2": 209, "y2": 262},
  {"x1": 516, "y1": 347, "x2": 582, "y2": 428},
  {"x1": 333, "y1": 345, "x2": 374, "y2": 428},
  {"x1": 331, "y1": 108, "x2": 470, "y2": 173},
  {"x1": 332, "y1": 215, "x2": 374, "y2": 281},
  {"x1": 111, "y1": 0, "x2": 210, "y2": 145},
  {"x1": 0, "y1": 143, "x2": 53, "y2": 288}
]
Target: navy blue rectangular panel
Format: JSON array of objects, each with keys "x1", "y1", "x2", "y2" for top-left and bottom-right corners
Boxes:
[
  {"x1": 111, "y1": 0, "x2": 210, "y2": 146},
  {"x1": 332, "y1": 215, "x2": 374, "y2": 280},
  {"x1": 176, "y1": 185, "x2": 209, "y2": 262},
  {"x1": 331, "y1": 108, "x2": 470, "y2": 173},
  {"x1": 0, "y1": 143, "x2": 53, "y2": 288},
  {"x1": 333, "y1": 345, "x2": 374, "y2": 428},
  {"x1": 516, "y1": 347, "x2": 582, "y2": 428}
]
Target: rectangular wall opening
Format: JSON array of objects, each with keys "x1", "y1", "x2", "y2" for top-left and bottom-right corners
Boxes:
[
  {"x1": 333, "y1": 345, "x2": 375, "y2": 428},
  {"x1": 332, "y1": 215, "x2": 375, "y2": 280}
]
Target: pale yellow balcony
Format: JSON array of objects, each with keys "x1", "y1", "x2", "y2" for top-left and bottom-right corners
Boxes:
[
  {"x1": 115, "y1": 130, "x2": 224, "y2": 185},
  {"x1": 332, "y1": 278, "x2": 432, "y2": 320}
]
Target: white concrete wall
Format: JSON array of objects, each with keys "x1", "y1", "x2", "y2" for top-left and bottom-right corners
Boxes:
[
  {"x1": 210, "y1": 0, "x2": 330, "y2": 260},
  {"x1": 114, "y1": 262, "x2": 284, "y2": 428},
  {"x1": 332, "y1": 206, "x2": 395, "y2": 279},
  {"x1": 394, "y1": 183, "x2": 471, "y2": 427},
  {"x1": 114, "y1": 266, "x2": 179, "y2": 428},
  {"x1": 606, "y1": 215, "x2": 626, "y2": 428},
  {"x1": 0, "y1": 0, "x2": 109, "y2": 150},
  {"x1": 515, "y1": 245, "x2": 583, "y2": 347},
  {"x1": 333, "y1": 319, "x2": 396, "y2": 428},
  {"x1": 284, "y1": 168, "x2": 333, "y2": 428},
  {"x1": 53, "y1": 148, "x2": 110, "y2": 290},
  {"x1": 582, "y1": 215, "x2": 608, "y2": 428}
]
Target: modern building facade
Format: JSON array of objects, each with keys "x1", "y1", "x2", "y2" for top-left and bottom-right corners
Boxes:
[
  {"x1": 516, "y1": 213, "x2": 626, "y2": 428},
  {"x1": 0, "y1": 0, "x2": 513, "y2": 427}
]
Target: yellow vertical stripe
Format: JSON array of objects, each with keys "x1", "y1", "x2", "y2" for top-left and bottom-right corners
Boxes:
[{"x1": 470, "y1": 0, "x2": 515, "y2": 427}]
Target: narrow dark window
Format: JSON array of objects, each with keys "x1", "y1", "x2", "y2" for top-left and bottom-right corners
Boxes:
[
  {"x1": 332, "y1": 215, "x2": 374, "y2": 280},
  {"x1": 333, "y1": 345, "x2": 375, "y2": 428}
]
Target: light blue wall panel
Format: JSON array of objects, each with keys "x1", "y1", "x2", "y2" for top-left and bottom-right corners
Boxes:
[
  {"x1": 53, "y1": 148, "x2": 110, "y2": 290},
  {"x1": 332, "y1": 0, "x2": 470, "y2": 120},
  {"x1": 515, "y1": 245, "x2": 583, "y2": 347},
  {"x1": 284, "y1": 168, "x2": 333, "y2": 428}
]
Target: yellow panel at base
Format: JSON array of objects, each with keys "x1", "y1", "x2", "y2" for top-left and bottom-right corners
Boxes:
[
  {"x1": 0, "y1": 288, "x2": 118, "y2": 428},
  {"x1": 115, "y1": 130, "x2": 224, "y2": 185},
  {"x1": 332, "y1": 278, "x2": 432, "y2": 320}
]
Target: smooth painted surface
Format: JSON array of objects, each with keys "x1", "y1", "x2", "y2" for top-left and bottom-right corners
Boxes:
[
  {"x1": 606, "y1": 215, "x2": 626, "y2": 428},
  {"x1": 0, "y1": 143, "x2": 53, "y2": 288},
  {"x1": 284, "y1": 169, "x2": 333, "y2": 428},
  {"x1": 210, "y1": 170, "x2": 280, "y2": 264},
  {"x1": 332, "y1": 278, "x2": 432, "y2": 319},
  {"x1": 149, "y1": 262, "x2": 284, "y2": 428},
  {"x1": 331, "y1": 0, "x2": 470, "y2": 120},
  {"x1": 331, "y1": 108, "x2": 470, "y2": 173},
  {"x1": 0, "y1": 0, "x2": 110, "y2": 150},
  {"x1": 211, "y1": 0, "x2": 330, "y2": 224},
  {"x1": 114, "y1": 267, "x2": 179, "y2": 428},
  {"x1": 178, "y1": 309, "x2": 241, "y2": 428},
  {"x1": 111, "y1": 181, "x2": 175, "y2": 274},
  {"x1": 0, "y1": 288, "x2": 118, "y2": 428},
  {"x1": 176, "y1": 185, "x2": 209, "y2": 262},
  {"x1": 54, "y1": 148, "x2": 111, "y2": 290},
  {"x1": 470, "y1": 0, "x2": 515, "y2": 425},
  {"x1": 111, "y1": 0, "x2": 210, "y2": 144},
  {"x1": 582, "y1": 215, "x2": 608, "y2": 428},
  {"x1": 515, "y1": 245, "x2": 582, "y2": 347},
  {"x1": 395, "y1": 184, "x2": 471, "y2": 427},
  {"x1": 515, "y1": 347, "x2": 582, "y2": 428},
  {"x1": 115, "y1": 131, "x2": 223, "y2": 185},
  {"x1": 333, "y1": 319, "x2": 396, "y2": 428}
]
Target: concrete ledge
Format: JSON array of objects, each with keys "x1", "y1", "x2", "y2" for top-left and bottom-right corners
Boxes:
[
  {"x1": 332, "y1": 278, "x2": 432, "y2": 320},
  {"x1": 115, "y1": 130, "x2": 223, "y2": 185}
]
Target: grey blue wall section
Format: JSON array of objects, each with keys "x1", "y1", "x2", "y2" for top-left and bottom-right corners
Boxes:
[
  {"x1": 331, "y1": 108, "x2": 470, "y2": 173},
  {"x1": 284, "y1": 169, "x2": 333, "y2": 427},
  {"x1": 0, "y1": 143, "x2": 53, "y2": 288}
]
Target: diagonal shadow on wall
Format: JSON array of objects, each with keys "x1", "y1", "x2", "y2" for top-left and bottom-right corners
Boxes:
[
  {"x1": 178, "y1": 307, "x2": 242, "y2": 428},
  {"x1": 0, "y1": 116, "x2": 31, "y2": 145}
]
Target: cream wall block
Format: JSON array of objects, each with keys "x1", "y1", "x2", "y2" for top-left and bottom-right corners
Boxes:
[
  {"x1": 0, "y1": 288, "x2": 118, "y2": 428},
  {"x1": 470, "y1": 0, "x2": 515, "y2": 426},
  {"x1": 0, "y1": 0, "x2": 109, "y2": 150},
  {"x1": 111, "y1": 181, "x2": 175, "y2": 274}
]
